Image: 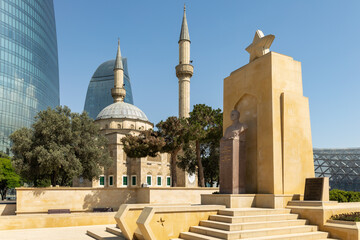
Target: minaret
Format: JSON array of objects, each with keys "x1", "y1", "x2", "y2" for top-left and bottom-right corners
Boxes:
[
  {"x1": 111, "y1": 39, "x2": 126, "y2": 103},
  {"x1": 176, "y1": 4, "x2": 193, "y2": 118}
]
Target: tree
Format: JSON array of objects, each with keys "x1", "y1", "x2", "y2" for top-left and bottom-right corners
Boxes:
[
  {"x1": 157, "y1": 117, "x2": 189, "y2": 187},
  {"x1": 10, "y1": 106, "x2": 112, "y2": 186},
  {"x1": 187, "y1": 104, "x2": 222, "y2": 187},
  {"x1": 121, "y1": 130, "x2": 165, "y2": 158},
  {"x1": 0, "y1": 155, "x2": 21, "y2": 200},
  {"x1": 201, "y1": 109, "x2": 222, "y2": 186}
]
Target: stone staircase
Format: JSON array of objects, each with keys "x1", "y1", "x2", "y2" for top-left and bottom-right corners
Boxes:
[
  {"x1": 87, "y1": 225, "x2": 125, "y2": 240},
  {"x1": 172, "y1": 208, "x2": 338, "y2": 240}
]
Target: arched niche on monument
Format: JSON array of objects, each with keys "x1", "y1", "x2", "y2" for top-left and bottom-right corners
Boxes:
[{"x1": 235, "y1": 93, "x2": 258, "y2": 193}]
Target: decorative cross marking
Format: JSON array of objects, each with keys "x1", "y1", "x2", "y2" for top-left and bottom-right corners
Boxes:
[
  {"x1": 157, "y1": 217, "x2": 165, "y2": 226},
  {"x1": 245, "y1": 30, "x2": 275, "y2": 62}
]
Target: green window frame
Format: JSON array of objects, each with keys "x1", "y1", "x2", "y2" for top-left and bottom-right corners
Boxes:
[
  {"x1": 147, "y1": 175, "x2": 152, "y2": 186},
  {"x1": 109, "y1": 175, "x2": 114, "y2": 186},
  {"x1": 131, "y1": 175, "x2": 137, "y2": 186},
  {"x1": 166, "y1": 176, "x2": 171, "y2": 186},
  {"x1": 123, "y1": 176, "x2": 128, "y2": 186},
  {"x1": 99, "y1": 176, "x2": 105, "y2": 186},
  {"x1": 157, "y1": 176, "x2": 162, "y2": 186}
]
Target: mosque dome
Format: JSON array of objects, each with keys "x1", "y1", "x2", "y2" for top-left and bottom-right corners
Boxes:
[{"x1": 96, "y1": 101, "x2": 149, "y2": 122}]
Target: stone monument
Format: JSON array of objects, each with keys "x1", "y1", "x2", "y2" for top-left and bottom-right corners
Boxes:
[
  {"x1": 202, "y1": 30, "x2": 315, "y2": 208},
  {"x1": 223, "y1": 29, "x2": 315, "y2": 197},
  {"x1": 220, "y1": 110, "x2": 247, "y2": 194}
]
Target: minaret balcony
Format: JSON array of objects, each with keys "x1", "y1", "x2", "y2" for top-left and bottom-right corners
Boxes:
[
  {"x1": 176, "y1": 64, "x2": 194, "y2": 78},
  {"x1": 111, "y1": 87, "x2": 126, "y2": 98}
]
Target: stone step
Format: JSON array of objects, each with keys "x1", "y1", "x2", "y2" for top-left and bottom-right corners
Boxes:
[
  {"x1": 200, "y1": 219, "x2": 308, "y2": 231},
  {"x1": 190, "y1": 225, "x2": 318, "y2": 239},
  {"x1": 218, "y1": 208, "x2": 291, "y2": 217},
  {"x1": 209, "y1": 213, "x2": 299, "y2": 223},
  {"x1": 87, "y1": 229, "x2": 123, "y2": 240},
  {"x1": 180, "y1": 231, "x2": 224, "y2": 240},
  {"x1": 243, "y1": 231, "x2": 332, "y2": 239}
]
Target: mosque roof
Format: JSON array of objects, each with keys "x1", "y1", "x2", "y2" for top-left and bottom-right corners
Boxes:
[{"x1": 96, "y1": 101, "x2": 149, "y2": 122}]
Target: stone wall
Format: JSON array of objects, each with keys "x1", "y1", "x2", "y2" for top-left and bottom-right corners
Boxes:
[{"x1": 15, "y1": 187, "x2": 218, "y2": 214}]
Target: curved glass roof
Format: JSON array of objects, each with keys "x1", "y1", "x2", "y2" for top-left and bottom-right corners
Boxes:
[
  {"x1": 84, "y1": 59, "x2": 134, "y2": 119},
  {"x1": 96, "y1": 101, "x2": 149, "y2": 122}
]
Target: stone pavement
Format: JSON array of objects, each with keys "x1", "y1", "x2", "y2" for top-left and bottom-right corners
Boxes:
[{"x1": 0, "y1": 224, "x2": 114, "y2": 240}]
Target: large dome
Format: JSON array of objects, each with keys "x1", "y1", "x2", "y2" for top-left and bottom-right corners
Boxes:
[{"x1": 96, "y1": 102, "x2": 149, "y2": 122}]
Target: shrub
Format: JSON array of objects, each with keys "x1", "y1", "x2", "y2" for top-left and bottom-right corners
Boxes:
[
  {"x1": 330, "y1": 189, "x2": 360, "y2": 202},
  {"x1": 331, "y1": 212, "x2": 360, "y2": 222}
]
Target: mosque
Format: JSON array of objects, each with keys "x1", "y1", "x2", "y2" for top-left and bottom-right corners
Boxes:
[{"x1": 74, "y1": 6, "x2": 196, "y2": 188}]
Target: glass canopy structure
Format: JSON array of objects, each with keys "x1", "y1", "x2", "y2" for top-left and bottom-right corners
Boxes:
[
  {"x1": 84, "y1": 59, "x2": 133, "y2": 119},
  {"x1": 314, "y1": 148, "x2": 360, "y2": 191},
  {"x1": 0, "y1": 0, "x2": 60, "y2": 154}
]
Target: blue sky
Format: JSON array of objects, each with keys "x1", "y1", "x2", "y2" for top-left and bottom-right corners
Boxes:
[{"x1": 54, "y1": 0, "x2": 360, "y2": 148}]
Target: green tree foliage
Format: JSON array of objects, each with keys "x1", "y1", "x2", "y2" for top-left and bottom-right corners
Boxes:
[
  {"x1": 0, "y1": 151, "x2": 10, "y2": 159},
  {"x1": 187, "y1": 104, "x2": 222, "y2": 187},
  {"x1": 0, "y1": 156, "x2": 21, "y2": 200},
  {"x1": 10, "y1": 106, "x2": 112, "y2": 186},
  {"x1": 177, "y1": 142, "x2": 197, "y2": 174},
  {"x1": 121, "y1": 130, "x2": 165, "y2": 158},
  {"x1": 201, "y1": 109, "x2": 222, "y2": 186},
  {"x1": 157, "y1": 117, "x2": 189, "y2": 187}
]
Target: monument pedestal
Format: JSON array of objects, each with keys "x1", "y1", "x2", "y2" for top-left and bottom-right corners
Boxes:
[
  {"x1": 219, "y1": 138, "x2": 246, "y2": 194},
  {"x1": 201, "y1": 193, "x2": 302, "y2": 209}
]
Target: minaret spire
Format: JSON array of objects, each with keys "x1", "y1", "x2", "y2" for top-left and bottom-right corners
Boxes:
[
  {"x1": 176, "y1": 5, "x2": 193, "y2": 118},
  {"x1": 179, "y1": 4, "x2": 190, "y2": 43},
  {"x1": 111, "y1": 39, "x2": 126, "y2": 103},
  {"x1": 114, "y1": 38, "x2": 123, "y2": 70}
]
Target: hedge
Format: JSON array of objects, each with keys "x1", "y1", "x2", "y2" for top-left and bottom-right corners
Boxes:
[{"x1": 329, "y1": 189, "x2": 360, "y2": 202}]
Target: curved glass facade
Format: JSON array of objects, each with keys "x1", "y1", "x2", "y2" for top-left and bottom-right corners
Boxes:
[
  {"x1": 84, "y1": 59, "x2": 134, "y2": 119},
  {"x1": 0, "y1": 0, "x2": 59, "y2": 154}
]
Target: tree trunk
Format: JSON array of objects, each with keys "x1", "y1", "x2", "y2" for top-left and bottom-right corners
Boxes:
[
  {"x1": 0, "y1": 189, "x2": 5, "y2": 200},
  {"x1": 51, "y1": 171, "x2": 56, "y2": 186},
  {"x1": 196, "y1": 140, "x2": 205, "y2": 187},
  {"x1": 170, "y1": 148, "x2": 180, "y2": 187}
]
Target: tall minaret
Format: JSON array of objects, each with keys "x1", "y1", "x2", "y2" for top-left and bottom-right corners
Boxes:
[
  {"x1": 176, "y1": 4, "x2": 193, "y2": 118},
  {"x1": 111, "y1": 39, "x2": 126, "y2": 103}
]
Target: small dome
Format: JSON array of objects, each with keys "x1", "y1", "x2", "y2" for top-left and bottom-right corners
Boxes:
[{"x1": 96, "y1": 102, "x2": 149, "y2": 122}]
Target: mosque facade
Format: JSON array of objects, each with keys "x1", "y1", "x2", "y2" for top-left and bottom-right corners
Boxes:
[{"x1": 75, "y1": 7, "x2": 196, "y2": 188}]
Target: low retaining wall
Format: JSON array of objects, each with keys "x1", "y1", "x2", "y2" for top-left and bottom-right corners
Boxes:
[
  {"x1": 16, "y1": 187, "x2": 137, "y2": 214},
  {"x1": 0, "y1": 212, "x2": 116, "y2": 230},
  {"x1": 16, "y1": 187, "x2": 218, "y2": 214},
  {"x1": 287, "y1": 201, "x2": 360, "y2": 240},
  {"x1": 137, "y1": 187, "x2": 217, "y2": 204},
  {"x1": 323, "y1": 220, "x2": 360, "y2": 240}
]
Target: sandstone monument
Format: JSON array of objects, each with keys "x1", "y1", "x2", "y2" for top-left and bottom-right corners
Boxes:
[
  {"x1": 220, "y1": 110, "x2": 247, "y2": 194},
  {"x1": 203, "y1": 29, "x2": 315, "y2": 208}
]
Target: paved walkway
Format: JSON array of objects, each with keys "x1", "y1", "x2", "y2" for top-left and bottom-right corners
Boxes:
[{"x1": 0, "y1": 224, "x2": 113, "y2": 240}]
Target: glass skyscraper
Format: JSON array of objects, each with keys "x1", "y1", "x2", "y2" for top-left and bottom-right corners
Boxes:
[
  {"x1": 0, "y1": 0, "x2": 59, "y2": 154},
  {"x1": 84, "y1": 58, "x2": 134, "y2": 119}
]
